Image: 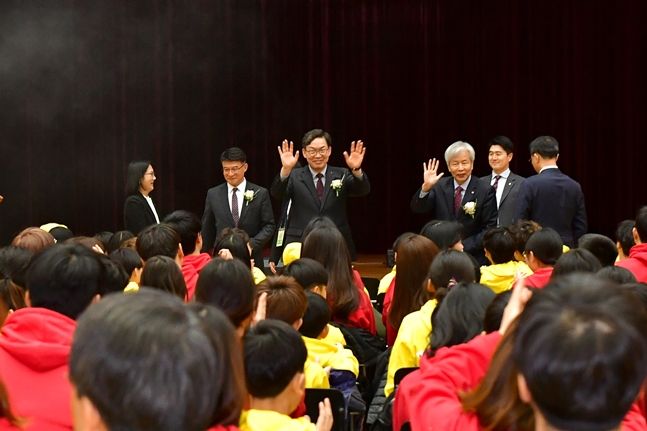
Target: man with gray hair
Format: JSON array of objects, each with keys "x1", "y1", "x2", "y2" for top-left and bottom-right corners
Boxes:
[{"x1": 411, "y1": 141, "x2": 497, "y2": 263}]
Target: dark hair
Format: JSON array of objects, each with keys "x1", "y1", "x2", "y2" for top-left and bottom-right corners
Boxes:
[
  {"x1": 136, "y1": 224, "x2": 180, "y2": 261},
  {"x1": 389, "y1": 233, "x2": 439, "y2": 332},
  {"x1": 483, "y1": 227, "x2": 516, "y2": 264},
  {"x1": 300, "y1": 291, "x2": 331, "y2": 338},
  {"x1": 64, "y1": 236, "x2": 106, "y2": 253},
  {"x1": 514, "y1": 275, "x2": 647, "y2": 431},
  {"x1": 257, "y1": 276, "x2": 307, "y2": 325},
  {"x1": 615, "y1": 219, "x2": 635, "y2": 257},
  {"x1": 164, "y1": 210, "x2": 202, "y2": 255},
  {"x1": 0, "y1": 246, "x2": 33, "y2": 288},
  {"x1": 300, "y1": 216, "x2": 337, "y2": 243},
  {"x1": 508, "y1": 220, "x2": 542, "y2": 255},
  {"x1": 427, "y1": 249, "x2": 477, "y2": 291},
  {"x1": 140, "y1": 255, "x2": 187, "y2": 299},
  {"x1": 596, "y1": 266, "x2": 636, "y2": 285},
  {"x1": 301, "y1": 129, "x2": 332, "y2": 148},
  {"x1": 106, "y1": 230, "x2": 135, "y2": 254},
  {"x1": 427, "y1": 282, "x2": 495, "y2": 357},
  {"x1": 98, "y1": 254, "x2": 129, "y2": 294},
  {"x1": 301, "y1": 225, "x2": 359, "y2": 320},
  {"x1": 420, "y1": 220, "x2": 463, "y2": 250},
  {"x1": 11, "y1": 227, "x2": 55, "y2": 253},
  {"x1": 214, "y1": 228, "x2": 251, "y2": 267},
  {"x1": 577, "y1": 233, "x2": 617, "y2": 267},
  {"x1": 26, "y1": 244, "x2": 106, "y2": 319},
  {"x1": 220, "y1": 147, "x2": 247, "y2": 163},
  {"x1": 283, "y1": 258, "x2": 329, "y2": 290},
  {"x1": 70, "y1": 289, "x2": 244, "y2": 430},
  {"x1": 551, "y1": 249, "x2": 602, "y2": 279},
  {"x1": 244, "y1": 319, "x2": 308, "y2": 398},
  {"x1": 619, "y1": 282, "x2": 647, "y2": 313},
  {"x1": 528, "y1": 136, "x2": 559, "y2": 158},
  {"x1": 0, "y1": 278, "x2": 26, "y2": 318},
  {"x1": 634, "y1": 206, "x2": 647, "y2": 243},
  {"x1": 483, "y1": 289, "x2": 512, "y2": 333},
  {"x1": 195, "y1": 258, "x2": 255, "y2": 329},
  {"x1": 125, "y1": 160, "x2": 151, "y2": 196},
  {"x1": 49, "y1": 226, "x2": 74, "y2": 243},
  {"x1": 93, "y1": 232, "x2": 113, "y2": 253},
  {"x1": 109, "y1": 247, "x2": 143, "y2": 276},
  {"x1": 488, "y1": 135, "x2": 514, "y2": 154},
  {"x1": 524, "y1": 228, "x2": 563, "y2": 265}
]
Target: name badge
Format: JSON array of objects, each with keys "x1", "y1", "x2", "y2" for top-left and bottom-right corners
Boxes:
[{"x1": 276, "y1": 228, "x2": 285, "y2": 247}]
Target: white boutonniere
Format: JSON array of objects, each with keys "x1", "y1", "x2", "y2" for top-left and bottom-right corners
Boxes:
[
  {"x1": 330, "y1": 179, "x2": 343, "y2": 197},
  {"x1": 463, "y1": 200, "x2": 477, "y2": 218},
  {"x1": 244, "y1": 190, "x2": 255, "y2": 205}
]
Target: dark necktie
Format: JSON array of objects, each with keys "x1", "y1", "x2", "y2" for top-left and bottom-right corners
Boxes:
[
  {"x1": 453, "y1": 186, "x2": 463, "y2": 215},
  {"x1": 231, "y1": 188, "x2": 239, "y2": 226},
  {"x1": 492, "y1": 175, "x2": 502, "y2": 191},
  {"x1": 316, "y1": 173, "x2": 324, "y2": 202}
]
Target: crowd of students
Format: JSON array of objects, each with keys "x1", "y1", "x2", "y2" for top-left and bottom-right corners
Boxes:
[{"x1": 1, "y1": 205, "x2": 647, "y2": 430}]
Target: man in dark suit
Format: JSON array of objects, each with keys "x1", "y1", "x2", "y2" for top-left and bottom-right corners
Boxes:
[
  {"x1": 411, "y1": 141, "x2": 497, "y2": 262},
  {"x1": 481, "y1": 136, "x2": 525, "y2": 227},
  {"x1": 270, "y1": 129, "x2": 370, "y2": 261},
  {"x1": 201, "y1": 147, "x2": 275, "y2": 266},
  {"x1": 514, "y1": 136, "x2": 587, "y2": 247}
]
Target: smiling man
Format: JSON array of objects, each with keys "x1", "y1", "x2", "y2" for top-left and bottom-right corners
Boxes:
[
  {"x1": 481, "y1": 136, "x2": 525, "y2": 227},
  {"x1": 201, "y1": 147, "x2": 275, "y2": 267},
  {"x1": 270, "y1": 129, "x2": 370, "y2": 260},
  {"x1": 411, "y1": 141, "x2": 497, "y2": 263}
]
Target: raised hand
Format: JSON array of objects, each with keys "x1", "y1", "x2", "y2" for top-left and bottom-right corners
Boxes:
[
  {"x1": 277, "y1": 139, "x2": 300, "y2": 170},
  {"x1": 343, "y1": 140, "x2": 366, "y2": 171},
  {"x1": 315, "y1": 398, "x2": 333, "y2": 431},
  {"x1": 421, "y1": 158, "x2": 445, "y2": 192}
]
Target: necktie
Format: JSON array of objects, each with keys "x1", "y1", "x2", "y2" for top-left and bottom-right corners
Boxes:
[
  {"x1": 231, "y1": 188, "x2": 239, "y2": 226},
  {"x1": 492, "y1": 175, "x2": 501, "y2": 191},
  {"x1": 453, "y1": 186, "x2": 463, "y2": 215},
  {"x1": 316, "y1": 173, "x2": 324, "y2": 202}
]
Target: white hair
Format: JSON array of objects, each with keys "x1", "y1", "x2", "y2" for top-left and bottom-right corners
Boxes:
[{"x1": 444, "y1": 141, "x2": 475, "y2": 164}]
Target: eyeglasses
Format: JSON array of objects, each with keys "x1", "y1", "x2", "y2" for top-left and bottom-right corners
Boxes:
[
  {"x1": 223, "y1": 165, "x2": 244, "y2": 174},
  {"x1": 304, "y1": 146, "x2": 329, "y2": 157}
]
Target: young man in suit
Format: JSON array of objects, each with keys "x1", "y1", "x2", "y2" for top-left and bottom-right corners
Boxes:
[
  {"x1": 411, "y1": 141, "x2": 497, "y2": 263},
  {"x1": 201, "y1": 147, "x2": 275, "y2": 268},
  {"x1": 514, "y1": 136, "x2": 587, "y2": 248},
  {"x1": 481, "y1": 136, "x2": 525, "y2": 227},
  {"x1": 270, "y1": 129, "x2": 370, "y2": 260}
]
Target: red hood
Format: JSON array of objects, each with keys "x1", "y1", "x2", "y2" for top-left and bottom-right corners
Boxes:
[
  {"x1": 0, "y1": 307, "x2": 75, "y2": 372},
  {"x1": 183, "y1": 253, "x2": 212, "y2": 272}
]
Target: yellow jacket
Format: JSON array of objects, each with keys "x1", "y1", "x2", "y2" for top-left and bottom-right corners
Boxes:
[
  {"x1": 240, "y1": 409, "x2": 315, "y2": 431},
  {"x1": 378, "y1": 266, "x2": 396, "y2": 294},
  {"x1": 385, "y1": 299, "x2": 437, "y2": 396},
  {"x1": 303, "y1": 336, "x2": 359, "y2": 378},
  {"x1": 322, "y1": 324, "x2": 346, "y2": 345},
  {"x1": 252, "y1": 266, "x2": 267, "y2": 285},
  {"x1": 480, "y1": 260, "x2": 532, "y2": 294}
]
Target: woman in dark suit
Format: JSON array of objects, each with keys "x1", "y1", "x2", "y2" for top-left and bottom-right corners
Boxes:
[{"x1": 123, "y1": 161, "x2": 160, "y2": 234}]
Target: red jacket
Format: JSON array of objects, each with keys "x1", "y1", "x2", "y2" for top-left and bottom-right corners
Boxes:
[
  {"x1": 523, "y1": 267, "x2": 553, "y2": 289},
  {"x1": 343, "y1": 270, "x2": 377, "y2": 335},
  {"x1": 182, "y1": 253, "x2": 212, "y2": 300},
  {"x1": 0, "y1": 308, "x2": 75, "y2": 431},
  {"x1": 382, "y1": 278, "x2": 397, "y2": 346},
  {"x1": 617, "y1": 243, "x2": 647, "y2": 283}
]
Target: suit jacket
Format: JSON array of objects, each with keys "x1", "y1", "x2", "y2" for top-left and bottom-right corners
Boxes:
[
  {"x1": 270, "y1": 165, "x2": 370, "y2": 260},
  {"x1": 514, "y1": 168, "x2": 587, "y2": 247},
  {"x1": 410, "y1": 176, "x2": 498, "y2": 261},
  {"x1": 201, "y1": 181, "x2": 276, "y2": 266},
  {"x1": 124, "y1": 193, "x2": 158, "y2": 234},
  {"x1": 481, "y1": 172, "x2": 525, "y2": 227}
]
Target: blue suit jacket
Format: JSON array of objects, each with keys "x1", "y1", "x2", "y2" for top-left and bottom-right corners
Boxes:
[{"x1": 514, "y1": 168, "x2": 587, "y2": 247}]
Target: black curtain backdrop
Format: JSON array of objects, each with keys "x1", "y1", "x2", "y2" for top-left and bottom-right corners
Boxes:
[{"x1": 1, "y1": 0, "x2": 646, "y2": 252}]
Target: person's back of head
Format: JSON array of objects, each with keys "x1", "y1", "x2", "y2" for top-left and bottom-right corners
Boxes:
[
  {"x1": 108, "y1": 247, "x2": 143, "y2": 279},
  {"x1": 420, "y1": 220, "x2": 463, "y2": 250},
  {"x1": 244, "y1": 319, "x2": 308, "y2": 405},
  {"x1": 257, "y1": 276, "x2": 307, "y2": 327},
  {"x1": 214, "y1": 228, "x2": 252, "y2": 266},
  {"x1": 528, "y1": 136, "x2": 559, "y2": 159},
  {"x1": 615, "y1": 219, "x2": 635, "y2": 258},
  {"x1": 106, "y1": 230, "x2": 135, "y2": 254},
  {"x1": 163, "y1": 210, "x2": 202, "y2": 255},
  {"x1": 483, "y1": 289, "x2": 512, "y2": 333},
  {"x1": 136, "y1": 223, "x2": 181, "y2": 261},
  {"x1": 93, "y1": 232, "x2": 113, "y2": 253},
  {"x1": 26, "y1": 244, "x2": 105, "y2": 320},
  {"x1": 508, "y1": 220, "x2": 542, "y2": 260},
  {"x1": 483, "y1": 227, "x2": 516, "y2": 264},
  {"x1": 98, "y1": 254, "x2": 129, "y2": 294},
  {"x1": 48, "y1": 226, "x2": 74, "y2": 243},
  {"x1": 140, "y1": 255, "x2": 187, "y2": 299},
  {"x1": 300, "y1": 291, "x2": 331, "y2": 339},
  {"x1": 619, "y1": 282, "x2": 647, "y2": 313},
  {"x1": 577, "y1": 233, "x2": 618, "y2": 267},
  {"x1": 11, "y1": 227, "x2": 55, "y2": 254},
  {"x1": 633, "y1": 206, "x2": 647, "y2": 244},
  {"x1": 514, "y1": 274, "x2": 647, "y2": 431},
  {"x1": 551, "y1": 249, "x2": 602, "y2": 279},
  {"x1": 70, "y1": 289, "x2": 244, "y2": 430},
  {"x1": 301, "y1": 216, "x2": 337, "y2": 243},
  {"x1": 596, "y1": 266, "x2": 636, "y2": 285},
  {"x1": 427, "y1": 249, "x2": 477, "y2": 292},
  {"x1": 428, "y1": 282, "x2": 495, "y2": 357},
  {"x1": 283, "y1": 258, "x2": 329, "y2": 292},
  {"x1": 0, "y1": 246, "x2": 33, "y2": 288},
  {"x1": 524, "y1": 228, "x2": 563, "y2": 267},
  {"x1": 64, "y1": 236, "x2": 106, "y2": 254},
  {"x1": 195, "y1": 257, "x2": 255, "y2": 331}
]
